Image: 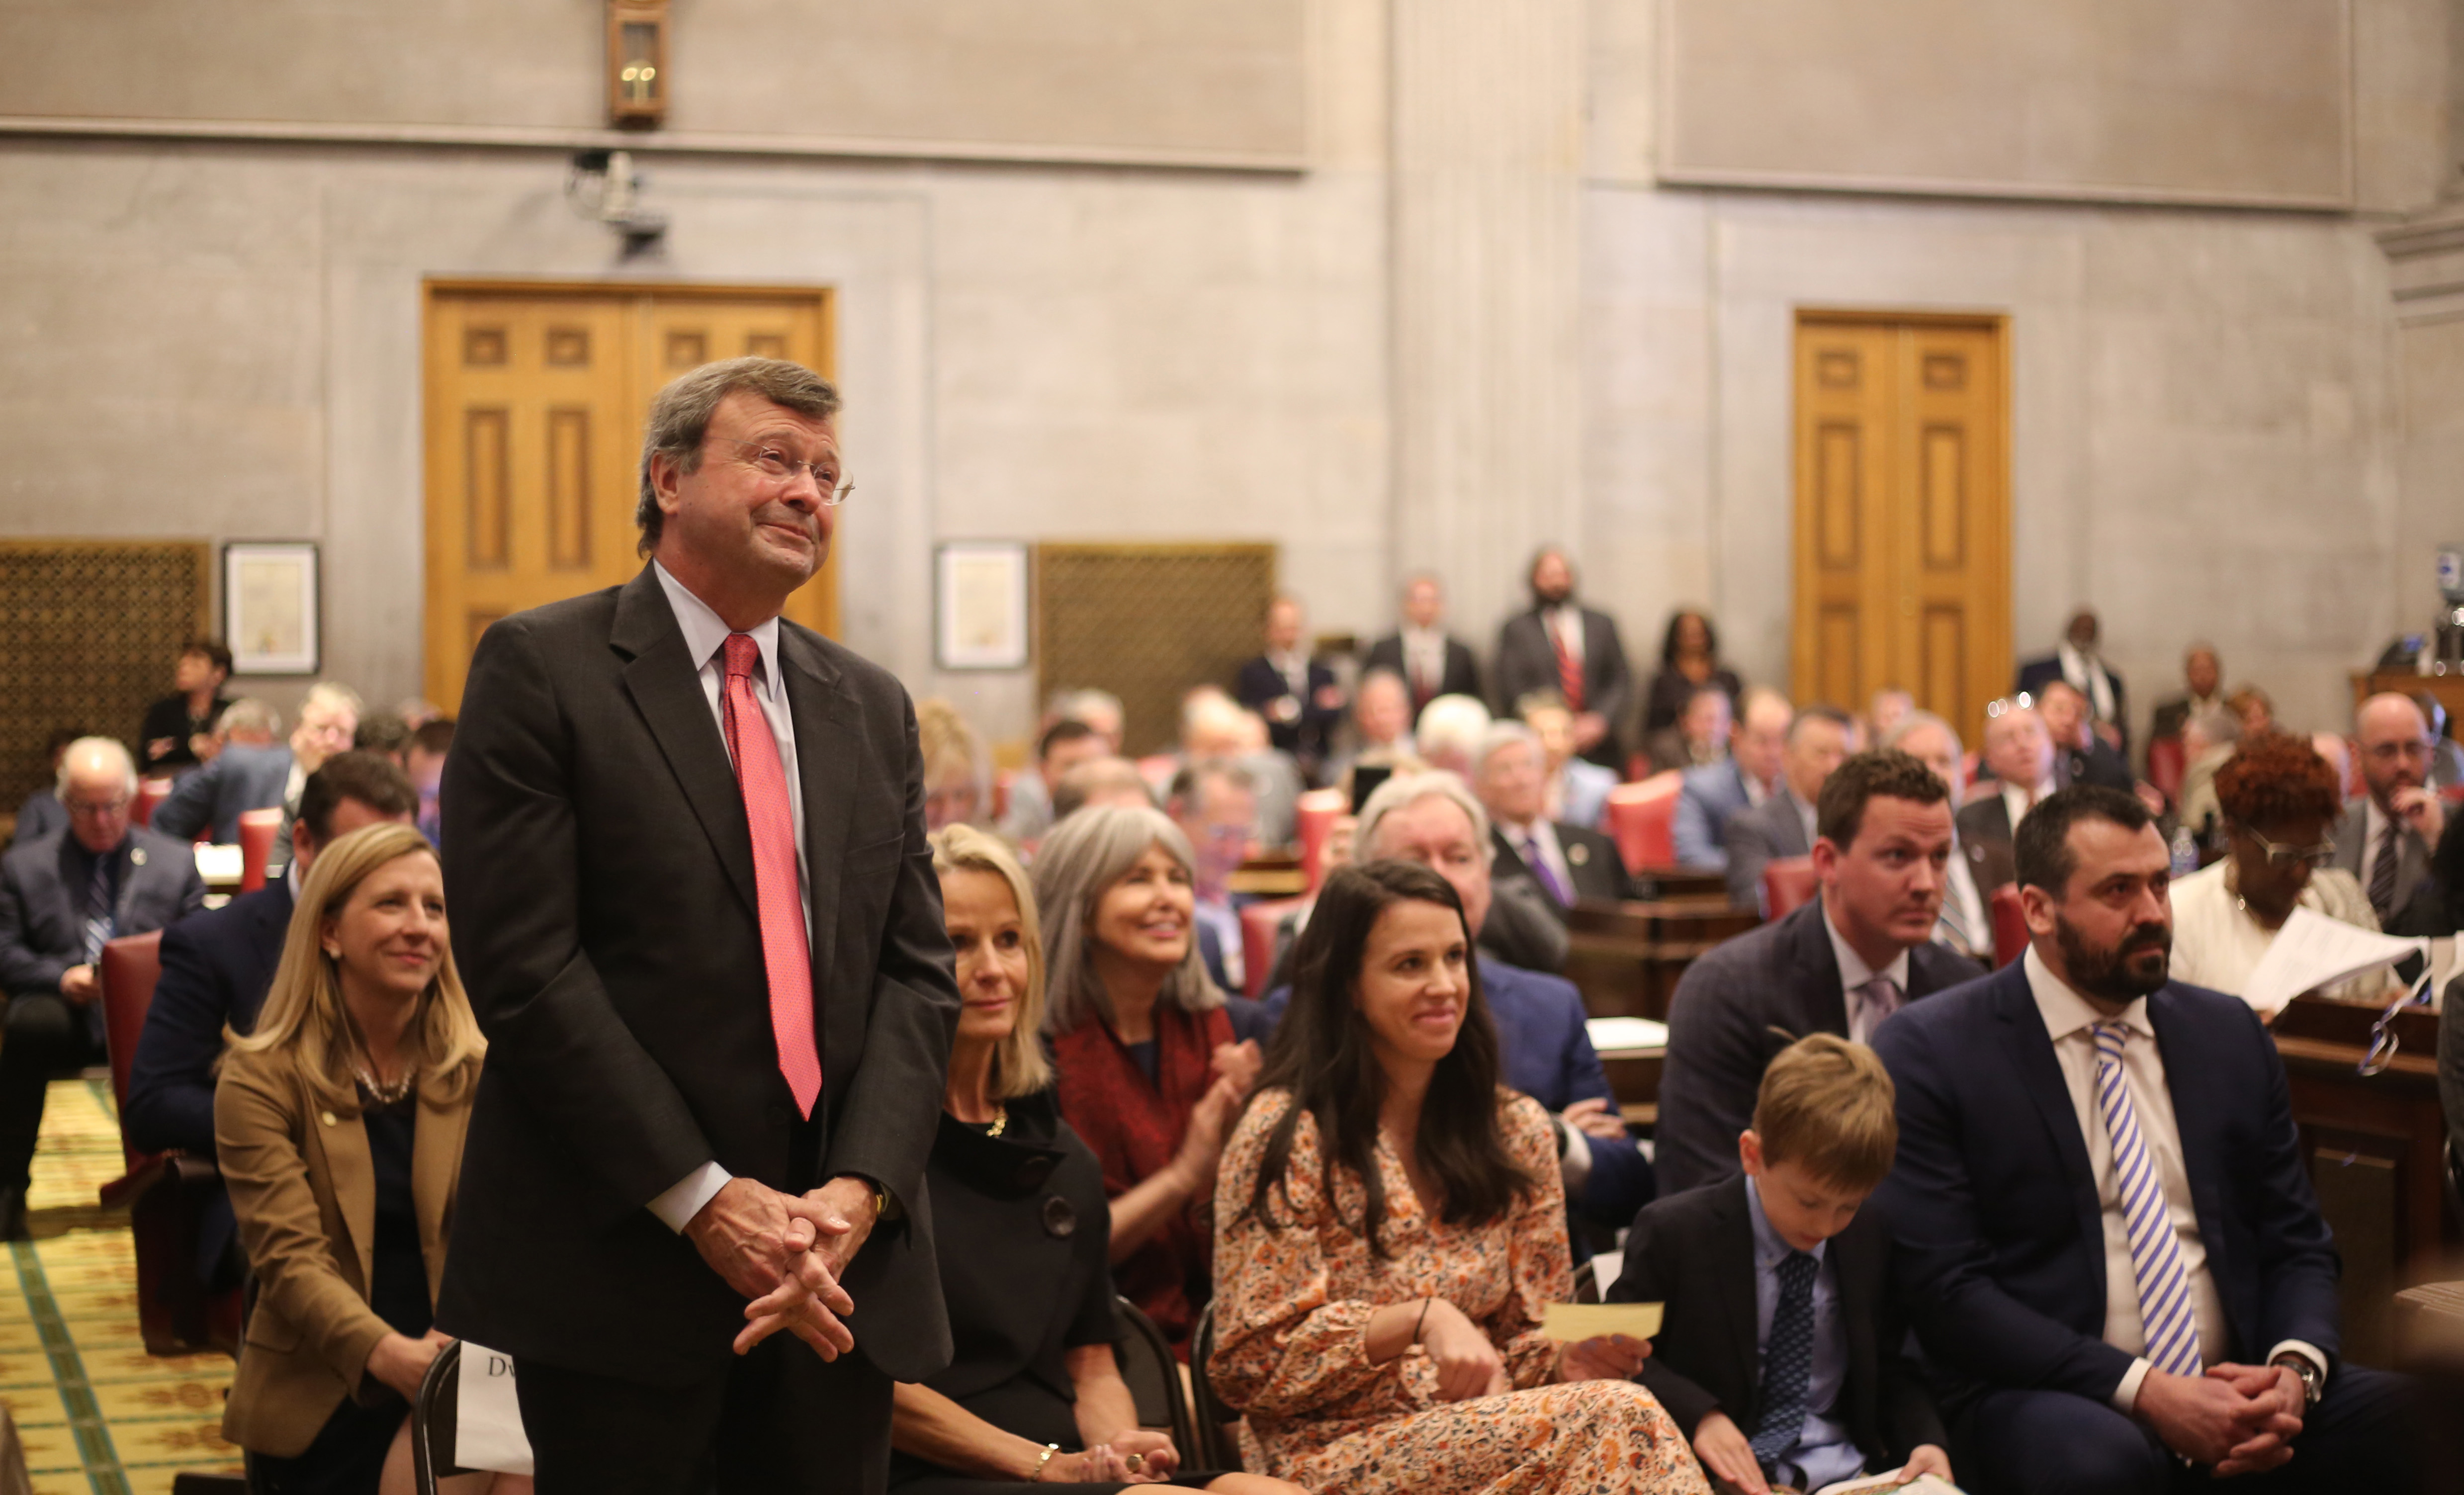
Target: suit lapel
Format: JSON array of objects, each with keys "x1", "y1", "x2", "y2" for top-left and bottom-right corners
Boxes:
[
  {"x1": 1785, "y1": 901, "x2": 1850, "y2": 1039},
  {"x1": 611, "y1": 569, "x2": 760, "y2": 919},
  {"x1": 1709, "y1": 1179, "x2": 1764, "y2": 1427},
  {"x1": 320, "y1": 1100, "x2": 378, "y2": 1295},
  {"x1": 2148, "y1": 986, "x2": 2235, "y2": 1334},
  {"x1": 779, "y1": 625, "x2": 858, "y2": 1073},
  {"x1": 1992, "y1": 966, "x2": 2106, "y2": 1301},
  {"x1": 412, "y1": 1086, "x2": 470, "y2": 1307}
]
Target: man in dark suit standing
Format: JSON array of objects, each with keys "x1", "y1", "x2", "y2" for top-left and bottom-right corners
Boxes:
[
  {"x1": 1233, "y1": 593, "x2": 1344, "y2": 780},
  {"x1": 1656, "y1": 749, "x2": 1985, "y2": 1195},
  {"x1": 1872, "y1": 787, "x2": 2417, "y2": 1493},
  {"x1": 0, "y1": 738, "x2": 204, "y2": 1236},
  {"x1": 122, "y1": 752, "x2": 416, "y2": 1281},
  {"x1": 437, "y1": 357, "x2": 961, "y2": 1494},
  {"x1": 1363, "y1": 573, "x2": 1481, "y2": 717},
  {"x1": 1494, "y1": 547, "x2": 1631, "y2": 769},
  {"x1": 1471, "y1": 723, "x2": 1638, "y2": 911},
  {"x1": 2016, "y1": 608, "x2": 2128, "y2": 756}
]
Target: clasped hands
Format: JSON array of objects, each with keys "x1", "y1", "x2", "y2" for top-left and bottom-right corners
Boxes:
[
  {"x1": 2136, "y1": 1362, "x2": 2308, "y2": 1476},
  {"x1": 684, "y1": 1175, "x2": 878, "y2": 1361},
  {"x1": 1416, "y1": 1296, "x2": 1651, "y2": 1405},
  {"x1": 1037, "y1": 1430, "x2": 1181, "y2": 1485}
]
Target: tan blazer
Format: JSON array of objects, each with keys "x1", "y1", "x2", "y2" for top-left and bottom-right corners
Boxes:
[{"x1": 214, "y1": 1043, "x2": 471, "y2": 1457}]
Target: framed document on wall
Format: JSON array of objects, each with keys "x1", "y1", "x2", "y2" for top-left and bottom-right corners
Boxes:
[
  {"x1": 223, "y1": 541, "x2": 320, "y2": 675},
  {"x1": 935, "y1": 541, "x2": 1030, "y2": 670}
]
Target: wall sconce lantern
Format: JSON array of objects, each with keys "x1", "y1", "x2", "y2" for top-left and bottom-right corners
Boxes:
[{"x1": 607, "y1": 0, "x2": 669, "y2": 128}]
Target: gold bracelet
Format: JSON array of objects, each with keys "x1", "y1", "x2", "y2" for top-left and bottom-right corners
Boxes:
[{"x1": 1033, "y1": 1444, "x2": 1060, "y2": 1482}]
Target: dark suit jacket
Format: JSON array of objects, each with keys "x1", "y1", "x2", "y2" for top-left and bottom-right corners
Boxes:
[
  {"x1": 434, "y1": 565, "x2": 962, "y2": 1386},
  {"x1": 1608, "y1": 1177, "x2": 1945, "y2": 1465},
  {"x1": 1234, "y1": 656, "x2": 1343, "y2": 770},
  {"x1": 1263, "y1": 957, "x2": 1654, "y2": 1231},
  {"x1": 2015, "y1": 655, "x2": 2129, "y2": 756},
  {"x1": 11, "y1": 791, "x2": 65, "y2": 849},
  {"x1": 152, "y1": 743, "x2": 293, "y2": 844},
  {"x1": 1495, "y1": 607, "x2": 1632, "y2": 766},
  {"x1": 1723, "y1": 790, "x2": 1813, "y2": 910},
  {"x1": 0, "y1": 828, "x2": 206, "y2": 998},
  {"x1": 125, "y1": 879, "x2": 293, "y2": 1156},
  {"x1": 1870, "y1": 961, "x2": 2342, "y2": 1410},
  {"x1": 2332, "y1": 795, "x2": 2434, "y2": 918},
  {"x1": 2054, "y1": 739, "x2": 2132, "y2": 793},
  {"x1": 1363, "y1": 632, "x2": 1481, "y2": 714},
  {"x1": 1656, "y1": 899, "x2": 1984, "y2": 1195},
  {"x1": 2148, "y1": 694, "x2": 2209, "y2": 748},
  {"x1": 1953, "y1": 796, "x2": 2018, "y2": 897},
  {"x1": 1491, "y1": 822, "x2": 1635, "y2": 913}
]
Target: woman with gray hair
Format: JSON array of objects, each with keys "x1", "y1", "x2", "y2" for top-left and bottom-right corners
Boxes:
[{"x1": 1033, "y1": 805, "x2": 1261, "y2": 1357}]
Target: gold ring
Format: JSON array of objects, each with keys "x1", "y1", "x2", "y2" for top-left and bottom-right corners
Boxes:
[{"x1": 1126, "y1": 1455, "x2": 1144, "y2": 1472}]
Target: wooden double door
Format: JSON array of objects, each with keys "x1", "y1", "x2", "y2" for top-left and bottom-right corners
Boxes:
[
  {"x1": 423, "y1": 282, "x2": 838, "y2": 711},
  {"x1": 1791, "y1": 312, "x2": 2010, "y2": 741}
]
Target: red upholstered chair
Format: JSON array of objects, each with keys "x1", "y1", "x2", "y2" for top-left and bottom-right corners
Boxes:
[
  {"x1": 98, "y1": 932, "x2": 242, "y2": 1359},
  {"x1": 1989, "y1": 883, "x2": 2030, "y2": 968},
  {"x1": 2146, "y1": 737, "x2": 2186, "y2": 805},
  {"x1": 1238, "y1": 896, "x2": 1307, "y2": 1000},
  {"x1": 1294, "y1": 790, "x2": 1346, "y2": 893},
  {"x1": 1761, "y1": 857, "x2": 1818, "y2": 919},
  {"x1": 1604, "y1": 772, "x2": 1683, "y2": 876},
  {"x1": 132, "y1": 777, "x2": 173, "y2": 829},
  {"x1": 236, "y1": 808, "x2": 283, "y2": 894}
]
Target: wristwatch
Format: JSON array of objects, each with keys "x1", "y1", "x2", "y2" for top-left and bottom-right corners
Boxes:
[{"x1": 2269, "y1": 1353, "x2": 2324, "y2": 1409}]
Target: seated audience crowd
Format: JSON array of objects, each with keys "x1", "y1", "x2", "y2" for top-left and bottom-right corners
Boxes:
[{"x1": 6, "y1": 565, "x2": 2459, "y2": 1495}]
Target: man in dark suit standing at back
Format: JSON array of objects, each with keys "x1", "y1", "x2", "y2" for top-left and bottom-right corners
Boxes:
[
  {"x1": 438, "y1": 357, "x2": 961, "y2": 1494},
  {"x1": 2016, "y1": 607, "x2": 2128, "y2": 757},
  {"x1": 1364, "y1": 573, "x2": 1481, "y2": 717},
  {"x1": 1494, "y1": 546, "x2": 1631, "y2": 769},
  {"x1": 1872, "y1": 786, "x2": 2417, "y2": 1493},
  {"x1": 1656, "y1": 749, "x2": 1984, "y2": 1194},
  {"x1": 1234, "y1": 593, "x2": 1344, "y2": 781}
]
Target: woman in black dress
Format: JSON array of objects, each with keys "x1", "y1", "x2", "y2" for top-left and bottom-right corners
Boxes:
[
  {"x1": 893, "y1": 826, "x2": 1299, "y2": 1495},
  {"x1": 1640, "y1": 611, "x2": 1741, "y2": 736}
]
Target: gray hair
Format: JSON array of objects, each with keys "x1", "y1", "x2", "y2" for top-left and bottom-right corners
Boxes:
[
  {"x1": 57, "y1": 737, "x2": 136, "y2": 797},
  {"x1": 1167, "y1": 757, "x2": 1257, "y2": 811},
  {"x1": 635, "y1": 357, "x2": 842, "y2": 557},
  {"x1": 1471, "y1": 721, "x2": 1544, "y2": 777},
  {"x1": 1032, "y1": 805, "x2": 1223, "y2": 1035},
  {"x1": 302, "y1": 681, "x2": 365, "y2": 720},
  {"x1": 1051, "y1": 757, "x2": 1156, "y2": 820},
  {"x1": 1054, "y1": 688, "x2": 1124, "y2": 726},
  {"x1": 1885, "y1": 708, "x2": 1964, "y2": 765},
  {"x1": 1355, "y1": 770, "x2": 1492, "y2": 863},
  {"x1": 1414, "y1": 694, "x2": 1493, "y2": 764},
  {"x1": 218, "y1": 698, "x2": 282, "y2": 738}
]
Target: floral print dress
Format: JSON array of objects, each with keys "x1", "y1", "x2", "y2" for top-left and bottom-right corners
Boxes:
[{"x1": 1211, "y1": 1089, "x2": 1708, "y2": 1495}]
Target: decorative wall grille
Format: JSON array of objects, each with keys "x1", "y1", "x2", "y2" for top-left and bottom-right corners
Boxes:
[{"x1": 1035, "y1": 543, "x2": 1276, "y2": 756}]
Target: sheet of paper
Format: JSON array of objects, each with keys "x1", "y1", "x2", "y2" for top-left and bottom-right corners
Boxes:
[
  {"x1": 1540, "y1": 1302, "x2": 1662, "y2": 1342},
  {"x1": 455, "y1": 1341, "x2": 535, "y2": 1475},
  {"x1": 1813, "y1": 1475, "x2": 1966, "y2": 1495},
  {"x1": 1584, "y1": 1016, "x2": 1670, "y2": 1056},
  {"x1": 2239, "y1": 906, "x2": 2427, "y2": 1015},
  {"x1": 191, "y1": 844, "x2": 242, "y2": 882}
]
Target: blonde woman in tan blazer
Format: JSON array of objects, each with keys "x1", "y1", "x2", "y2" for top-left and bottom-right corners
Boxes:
[{"x1": 217, "y1": 822, "x2": 523, "y2": 1495}]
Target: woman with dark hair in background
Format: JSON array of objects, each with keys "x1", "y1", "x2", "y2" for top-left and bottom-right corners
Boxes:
[
  {"x1": 1641, "y1": 610, "x2": 1741, "y2": 737},
  {"x1": 1210, "y1": 859, "x2": 1704, "y2": 1495}
]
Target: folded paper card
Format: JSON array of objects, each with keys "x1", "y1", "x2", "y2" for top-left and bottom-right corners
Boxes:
[
  {"x1": 1540, "y1": 1302, "x2": 1662, "y2": 1342},
  {"x1": 1583, "y1": 1016, "x2": 1670, "y2": 1056},
  {"x1": 456, "y1": 1341, "x2": 535, "y2": 1475}
]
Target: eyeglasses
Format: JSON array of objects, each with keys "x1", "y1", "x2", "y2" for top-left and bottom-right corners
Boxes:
[
  {"x1": 1983, "y1": 694, "x2": 2036, "y2": 718},
  {"x1": 63, "y1": 794, "x2": 130, "y2": 818},
  {"x1": 2241, "y1": 827, "x2": 2336, "y2": 868},
  {"x1": 715, "y1": 438, "x2": 854, "y2": 506}
]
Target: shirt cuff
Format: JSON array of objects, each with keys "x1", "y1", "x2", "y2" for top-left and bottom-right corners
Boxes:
[
  {"x1": 648, "y1": 1161, "x2": 731, "y2": 1233},
  {"x1": 2112, "y1": 1356, "x2": 2153, "y2": 1414},
  {"x1": 1557, "y1": 1116, "x2": 1594, "y2": 1194},
  {"x1": 2267, "y1": 1340, "x2": 2329, "y2": 1385}
]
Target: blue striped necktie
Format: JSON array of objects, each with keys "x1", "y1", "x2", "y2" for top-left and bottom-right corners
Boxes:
[
  {"x1": 82, "y1": 852, "x2": 115, "y2": 965},
  {"x1": 2091, "y1": 1021, "x2": 2203, "y2": 1378}
]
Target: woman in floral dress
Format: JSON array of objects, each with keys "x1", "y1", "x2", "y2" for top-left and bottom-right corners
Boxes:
[{"x1": 1211, "y1": 860, "x2": 1707, "y2": 1495}]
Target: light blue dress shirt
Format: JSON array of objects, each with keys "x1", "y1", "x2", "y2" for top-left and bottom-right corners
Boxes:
[{"x1": 1744, "y1": 1176, "x2": 1864, "y2": 1491}]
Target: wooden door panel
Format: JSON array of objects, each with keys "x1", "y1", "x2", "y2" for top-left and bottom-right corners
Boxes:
[{"x1": 1793, "y1": 314, "x2": 2008, "y2": 742}]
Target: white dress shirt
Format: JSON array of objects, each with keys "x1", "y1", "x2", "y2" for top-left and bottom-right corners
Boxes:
[
  {"x1": 1821, "y1": 901, "x2": 1912, "y2": 1044},
  {"x1": 1400, "y1": 626, "x2": 1447, "y2": 698},
  {"x1": 1544, "y1": 604, "x2": 1585, "y2": 666},
  {"x1": 2001, "y1": 778, "x2": 2053, "y2": 837},
  {"x1": 2021, "y1": 947, "x2": 2325, "y2": 1409},
  {"x1": 646, "y1": 561, "x2": 810, "y2": 1232},
  {"x1": 2059, "y1": 641, "x2": 2117, "y2": 724}
]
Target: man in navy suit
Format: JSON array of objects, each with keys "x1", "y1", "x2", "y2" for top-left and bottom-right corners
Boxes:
[
  {"x1": 1872, "y1": 785, "x2": 2417, "y2": 1494},
  {"x1": 1672, "y1": 687, "x2": 1793, "y2": 870},
  {"x1": 123, "y1": 752, "x2": 416, "y2": 1279},
  {"x1": 1261, "y1": 770, "x2": 1653, "y2": 1243},
  {"x1": 1233, "y1": 594, "x2": 1344, "y2": 779}
]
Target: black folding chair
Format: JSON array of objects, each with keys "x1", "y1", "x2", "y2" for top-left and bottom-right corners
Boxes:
[
  {"x1": 1112, "y1": 1297, "x2": 1198, "y2": 1455},
  {"x1": 1186, "y1": 1302, "x2": 1244, "y2": 1472},
  {"x1": 411, "y1": 1338, "x2": 469, "y2": 1495}
]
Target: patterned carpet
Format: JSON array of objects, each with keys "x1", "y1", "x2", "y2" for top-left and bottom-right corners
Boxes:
[{"x1": 0, "y1": 1079, "x2": 242, "y2": 1494}]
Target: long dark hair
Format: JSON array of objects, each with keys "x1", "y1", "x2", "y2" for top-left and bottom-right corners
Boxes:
[
  {"x1": 1659, "y1": 608, "x2": 1719, "y2": 668},
  {"x1": 1239, "y1": 860, "x2": 1533, "y2": 1258}
]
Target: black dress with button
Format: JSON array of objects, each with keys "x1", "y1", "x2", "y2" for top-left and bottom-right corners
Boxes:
[{"x1": 891, "y1": 1089, "x2": 1194, "y2": 1495}]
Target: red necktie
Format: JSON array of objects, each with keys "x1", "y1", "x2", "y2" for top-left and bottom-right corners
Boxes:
[
  {"x1": 722, "y1": 633, "x2": 823, "y2": 1118},
  {"x1": 1552, "y1": 616, "x2": 1585, "y2": 713}
]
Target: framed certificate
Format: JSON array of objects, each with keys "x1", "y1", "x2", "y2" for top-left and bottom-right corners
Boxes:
[
  {"x1": 936, "y1": 541, "x2": 1030, "y2": 670},
  {"x1": 223, "y1": 542, "x2": 320, "y2": 675}
]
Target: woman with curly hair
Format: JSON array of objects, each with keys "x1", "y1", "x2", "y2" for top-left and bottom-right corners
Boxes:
[{"x1": 2167, "y1": 731, "x2": 2390, "y2": 1010}]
